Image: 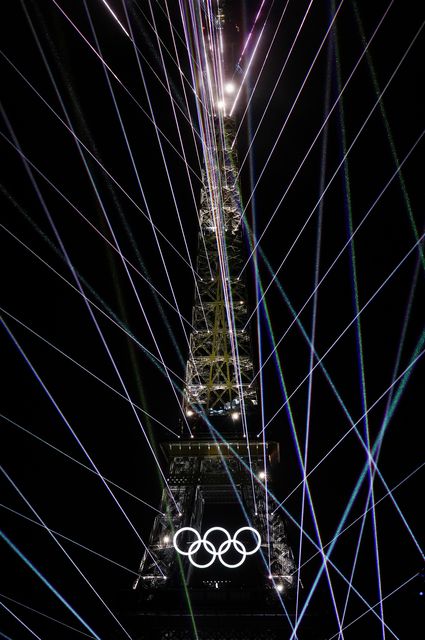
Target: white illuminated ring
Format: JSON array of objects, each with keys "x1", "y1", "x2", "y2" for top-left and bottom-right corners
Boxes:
[
  {"x1": 187, "y1": 538, "x2": 217, "y2": 569},
  {"x1": 173, "y1": 527, "x2": 201, "y2": 556},
  {"x1": 173, "y1": 526, "x2": 261, "y2": 569},
  {"x1": 218, "y1": 537, "x2": 246, "y2": 568},
  {"x1": 234, "y1": 527, "x2": 262, "y2": 555}
]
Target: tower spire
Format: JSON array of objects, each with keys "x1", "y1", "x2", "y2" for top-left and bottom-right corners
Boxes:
[{"x1": 183, "y1": 0, "x2": 257, "y2": 428}]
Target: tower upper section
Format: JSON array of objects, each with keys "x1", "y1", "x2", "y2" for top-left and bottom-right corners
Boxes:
[{"x1": 183, "y1": 117, "x2": 258, "y2": 421}]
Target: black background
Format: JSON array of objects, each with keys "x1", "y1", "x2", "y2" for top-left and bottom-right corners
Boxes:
[{"x1": 1, "y1": 1, "x2": 424, "y2": 638}]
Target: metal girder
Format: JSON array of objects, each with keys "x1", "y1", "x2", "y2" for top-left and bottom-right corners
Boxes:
[
  {"x1": 183, "y1": 118, "x2": 257, "y2": 417},
  {"x1": 135, "y1": 446, "x2": 295, "y2": 594}
]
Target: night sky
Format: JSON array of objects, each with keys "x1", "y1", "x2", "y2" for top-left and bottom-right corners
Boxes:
[{"x1": 1, "y1": 1, "x2": 424, "y2": 639}]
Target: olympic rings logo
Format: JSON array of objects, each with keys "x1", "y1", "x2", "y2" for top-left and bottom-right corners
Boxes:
[{"x1": 173, "y1": 526, "x2": 261, "y2": 569}]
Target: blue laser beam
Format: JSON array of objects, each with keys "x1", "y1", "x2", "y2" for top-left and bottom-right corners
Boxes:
[{"x1": 0, "y1": 530, "x2": 102, "y2": 640}]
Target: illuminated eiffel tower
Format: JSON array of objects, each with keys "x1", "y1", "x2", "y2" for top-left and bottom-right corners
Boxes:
[{"x1": 131, "y1": 4, "x2": 295, "y2": 638}]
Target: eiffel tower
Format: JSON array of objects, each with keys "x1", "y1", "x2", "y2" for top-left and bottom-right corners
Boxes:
[{"x1": 130, "y1": 4, "x2": 295, "y2": 638}]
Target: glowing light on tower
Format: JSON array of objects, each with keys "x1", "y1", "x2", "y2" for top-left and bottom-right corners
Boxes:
[{"x1": 134, "y1": 2, "x2": 296, "y2": 623}]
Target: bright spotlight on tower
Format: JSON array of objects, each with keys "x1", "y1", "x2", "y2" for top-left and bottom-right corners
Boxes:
[
  {"x1": 231, "y1": 411, "x2": 240, "y2": 420},
  {"x1": 217, "y1": 100, "x2": 225, "y2": 110},
  {"x1": 186, "y1": 409, "x2": 194, "y2": 417},
  {"x1": 276, "y1": 583, "x2": 284, "y2": 592},
  {"x1": 258, "y1": 470, "x2": 266, "y2": 480},
  {"x1": 224, "y1": 82, "x2": 236, "y2": 94}
]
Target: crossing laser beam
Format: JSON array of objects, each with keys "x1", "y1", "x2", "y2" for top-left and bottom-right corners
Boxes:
[{"x1": 0, "y1": 529, "x2": 102, "y2": 640}]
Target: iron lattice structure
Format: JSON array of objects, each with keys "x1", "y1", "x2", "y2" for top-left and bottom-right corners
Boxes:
[
  {"x1": 132, "y1": 115, "x2": 296, "y2": 638},
  {"x1": 183, "y1": 119, "x2": 257, "y2": 417},
  {"x1": 134, "y1": 441, "x2": 295, "y2": 590},
  {"x1": 133, "y1": 441, "x2": 296, "y2": 639}
]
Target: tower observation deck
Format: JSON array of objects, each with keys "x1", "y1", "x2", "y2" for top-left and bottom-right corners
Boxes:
[{"x1": 131, "y1": 3, "x2": 296, "y2": 638}]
